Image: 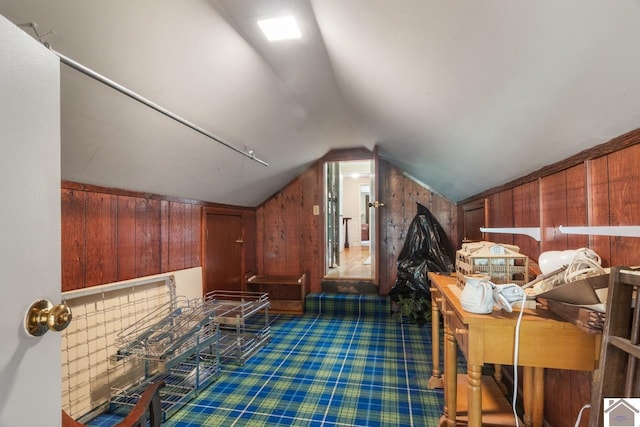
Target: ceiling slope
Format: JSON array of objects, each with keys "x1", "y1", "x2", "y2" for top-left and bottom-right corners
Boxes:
[{"x1": 2, "y1": 0, "x2": 640, "y2": 205}]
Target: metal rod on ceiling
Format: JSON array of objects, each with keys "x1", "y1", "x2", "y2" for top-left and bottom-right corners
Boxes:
[{"x1": 52, "y1": 48, "x2": 269, "y2": 166}]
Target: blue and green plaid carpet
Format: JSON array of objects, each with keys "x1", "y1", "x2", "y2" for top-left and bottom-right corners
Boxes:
[{"x1": 89, "y1": 293, "x2": 445, "y2": 426}]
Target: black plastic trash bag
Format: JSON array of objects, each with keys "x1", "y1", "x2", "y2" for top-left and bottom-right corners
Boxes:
[{"x1": 389, "y1": 202, "x2": 455, "y2": 301}]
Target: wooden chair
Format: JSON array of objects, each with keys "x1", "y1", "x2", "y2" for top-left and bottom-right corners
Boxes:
[
  {"x1": 590, "y1": 267, "x2": 640, "y2": 426},
  {"x1": 62, "y1": 381, "x2": 165, "y2": 427}
]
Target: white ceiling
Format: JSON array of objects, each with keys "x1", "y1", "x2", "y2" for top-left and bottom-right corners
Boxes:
[{"x1": 2, "y1": 0, "x2": 640, "y2": 206}]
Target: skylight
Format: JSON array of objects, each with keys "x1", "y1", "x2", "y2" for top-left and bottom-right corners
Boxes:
[{"x1": 258, "y1": 15, "x2": 301, "y2": 42}]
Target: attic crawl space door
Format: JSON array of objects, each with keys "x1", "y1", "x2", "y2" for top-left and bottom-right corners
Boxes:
[{"x1": 204, "y1": 212, "x2": 243, "y2": 292}]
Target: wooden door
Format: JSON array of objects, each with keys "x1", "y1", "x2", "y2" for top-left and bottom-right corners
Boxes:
[
  {"x1": 371, "y1": 146, "x2": 380, "y2": 285},
  {"x1": 462, "y1": 199, "x2": 486, "y2": 242},
  {"x1": 204, "y1": 213, "x2": 243, "y2": 293}
]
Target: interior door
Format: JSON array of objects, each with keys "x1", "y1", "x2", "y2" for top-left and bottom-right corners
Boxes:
[
  {"x1": 0, "y1": 17, "x2": 61, "y2": 426},
  {"x1": 463, "y1": 199, "x2": 486, "y2": 242},
  {"x1": 326, "y1": 162, "x2": 340, "y2": 270},
  {"x1": 370, "y1": 147, "x2": 380, "y2": 285},
  {"x1": 204, "y1": 213, "x2": 243, "y2": 293}
]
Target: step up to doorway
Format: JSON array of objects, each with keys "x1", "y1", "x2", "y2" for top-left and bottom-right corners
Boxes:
[
  {"x1": 305, "y1": 292, "x2": 388, "y2": 319},
  {"x1": 321, "y1": 279, "x2": 378, "y2": 294}
]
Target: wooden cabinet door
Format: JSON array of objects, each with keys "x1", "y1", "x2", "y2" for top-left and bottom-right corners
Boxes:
[{"x1": 204, "y1": 213, "x2": 243, "y2": 293}]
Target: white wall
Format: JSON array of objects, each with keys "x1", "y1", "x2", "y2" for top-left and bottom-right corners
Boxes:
[
  {"x1": 341, "y1": 176, "x2": 369, "y2": 248},
  {"x1": 94, "y1": 267, "x2": 203, "y2": 300},
  {"x1": 0, "y1": 16, "x2": 61, "y2": 427},
  {"x1": 172, "y1": 267, "x2": 204, "y2": 300}
]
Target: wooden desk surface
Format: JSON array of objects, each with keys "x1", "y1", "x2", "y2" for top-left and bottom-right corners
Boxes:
[{"x1": 429, "y1": 272, "x2": 600, "y2": 370}]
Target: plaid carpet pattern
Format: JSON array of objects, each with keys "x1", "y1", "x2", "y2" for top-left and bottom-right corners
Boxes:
[{"x1": 88, "y1": 295, "x2": 446, "y2": 426}]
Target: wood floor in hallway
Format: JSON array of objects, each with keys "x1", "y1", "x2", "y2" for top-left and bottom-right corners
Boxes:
[{"x1": 325, "y1": 245, "x2": 371, "y2": 279}]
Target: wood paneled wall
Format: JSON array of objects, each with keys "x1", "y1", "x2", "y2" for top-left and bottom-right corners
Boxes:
[
  {"x1": 459, "y1": 129, "x2": 640, "y2": 427},
  {"x1": 255, "y1": 163, "x2": 324, "y2": 289},
  {"x1": 255, "y1": 158, "x2": 458, "y2": 294},
  {"x1": 61, "y1": 182, "x2": 202, "y2": 291},
  {"x1": 378, "y1": 161, "x2": 458, "y2": 294}
]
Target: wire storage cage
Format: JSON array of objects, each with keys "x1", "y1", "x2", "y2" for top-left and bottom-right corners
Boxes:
[
  {"x1": 204, "y1": 290, "x2": 271, "y2": 365},
  {"x1": 61, "y1": 276, "x2": 177, "y2": 422},
  {"x1": 109, "y1": 296, "x2": 220, "y2": 421}
]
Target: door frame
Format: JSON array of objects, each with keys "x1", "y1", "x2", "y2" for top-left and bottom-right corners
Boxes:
[
  {"x1": 320, "y1": 147, "x2": 380, "y2": 285},
  {"x1": 201, "y1": 206, "x2": 249, "y2": 295}
]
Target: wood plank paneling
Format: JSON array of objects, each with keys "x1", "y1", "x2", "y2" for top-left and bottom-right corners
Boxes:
[
  {"x1": 160, "y1": 200, "x2": 170, "y2": 273},
  {"x1": 565, "y1": 165, "x2": 588, "y2": 250},
  {"x1": 571, "y1": 371, "x2": 593, "y2": 427},
  {"x1": 486, "y1": 190, "x2": 514, "y2": 246},
  {"x1": 134, "y1": 198, "x2": 148, "y2": 277},
  {"x1": 243, "y1": 210, "x2": 257, "y2": 276},
  {"x1": 117, "y1": 195, "x2": 137, "y2": 281},
  {"x1": 512, "y1": 180, "x2": 540, "y2": 261},
  {"x1": 85, "y1": 192, "x2": 118, "y2": 287},
  {"x1": 61, "y1": 188, "x2": 85, "y2": 291},
  {"x1": 285, "y1": 179, "x2": 302, "y2": 275},
  {"x1": 540, "y1": 171, "x2": 568, "y2": 251},
  {"x1": 381, "y1": 165, "x2": 407, "y2": 295},
  {"x1": 168, "y1": 201, "x2": 186, "y2": 272},
  {"x1": 255, "y1": 159, "x2": 457, "y2": 295},
  {"x1": 300, "y1": 165, "x2": 322, "y2": 293},
  {"x1": 190, "y1": 204, "x2": 202, "y2": 267},
  {"x1": 62, "y1": 182, "x2": 204, "y2": 290},
  {"x1": 450, "y1": 128, "x2": 640, "y2": 427},
  {"x1": 587, "y1": 157, "x2": 611, "y2": 265},
  {"x1": 256, "y1": 207, "x2": 265, "y2": 275},
  {"x1": 544, "y1": 369, "x2": 573, "y2": 427},
  {"x1": 263, "y1": 193, "x2": 280, "y2": 275},
  {"x1": 143, "y1": 198, "x2": 162, "y2": 276},
  {"x1": 607, "y1": 143, "x2": 640, "y2": 266}
]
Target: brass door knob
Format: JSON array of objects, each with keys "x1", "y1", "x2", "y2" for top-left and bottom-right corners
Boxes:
[{"x1": 25, "y1": 299, "x2": 73, "y2": 337}]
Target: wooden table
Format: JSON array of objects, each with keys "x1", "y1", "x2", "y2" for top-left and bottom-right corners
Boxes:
[{"x1": 428, "y1": 272, "x2": 600, "y2": 427}]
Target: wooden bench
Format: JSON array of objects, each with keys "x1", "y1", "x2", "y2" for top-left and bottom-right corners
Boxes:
[{"x1": 245, "y1": 272, "x2": 307, "y2": 315}]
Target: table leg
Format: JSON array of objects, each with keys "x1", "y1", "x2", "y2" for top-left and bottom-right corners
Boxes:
[
  {"x1": 467, "y1": 364, "x2": 483, "y2": 427},
  {"x1": 429, "y1": 289, "x2": 444, "y2": 389},
  {"x1": 494, "y1": 363, "x2": 507, "y2": 394},
  {"x1": 533, "y1": 367, "x2": 544, "y2": 427},
  {"x1": 523, "y1": 367, "x2": 533, "y2": 427},
  {"x1": 442, "y1": 323, "x2": 458, "y2": 427}
]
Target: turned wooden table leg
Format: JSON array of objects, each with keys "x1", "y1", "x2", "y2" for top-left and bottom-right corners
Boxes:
[
  {"x1": 429, "y1": 289, "x2": 444, "y2": 389},
  {"x1": 533, "y1": 367, "x2": 544, "y2": 427},
  {"x1": 467, "y1": 364, "x2": 483, "y2": 427},
  {"x1": 442, "y1": 323, "x2": 458, "y2": 427},
  {"x1": 523, "y1": 366, "x2": 533, "y2": 427},
  {"x1": 494, "y1": 363, "x2": 507, "y2": 394}
]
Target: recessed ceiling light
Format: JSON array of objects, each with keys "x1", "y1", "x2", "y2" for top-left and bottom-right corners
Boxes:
[{"x1": 258, "y1": 15, "x2": 301, "y2": 42}]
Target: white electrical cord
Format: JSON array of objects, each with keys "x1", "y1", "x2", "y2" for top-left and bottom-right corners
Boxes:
[
  {"x1": 574, "y1": 403, "x2": 591, "y2": 426},
  {"x1": 564, "y1": 248, "x2": 605, "y2": 283},
  {"x1": 511, "y1": 290, "x2": 528, "y2": 426}
]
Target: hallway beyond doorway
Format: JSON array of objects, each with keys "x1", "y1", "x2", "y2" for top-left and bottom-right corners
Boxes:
[{"x1": 325, "y1": 246, "x2": 371, "y2": 279}]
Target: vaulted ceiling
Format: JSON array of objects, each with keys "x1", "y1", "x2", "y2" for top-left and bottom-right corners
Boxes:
[{"x1": 2, "y1": 1, "x2": 640, "y2": 206}]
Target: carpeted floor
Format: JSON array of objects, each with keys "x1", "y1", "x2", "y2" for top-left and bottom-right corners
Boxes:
[{"x1": 88, "y1": 294, "x2": 446, "y2": 426}]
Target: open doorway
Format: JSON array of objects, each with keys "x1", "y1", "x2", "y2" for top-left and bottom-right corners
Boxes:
[{"x1": 324, "y1": 160, "x2": 373, "y2": 280}]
